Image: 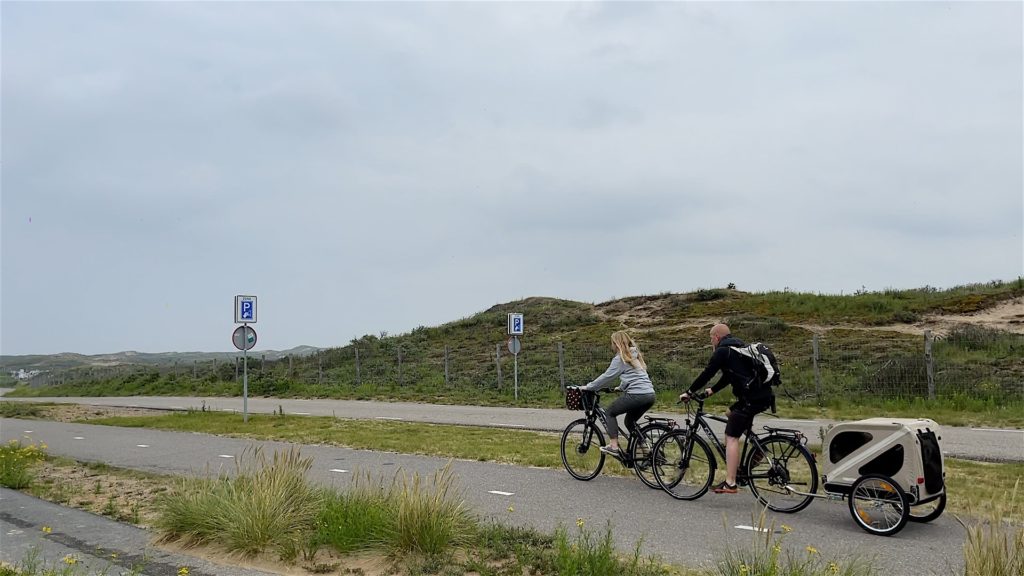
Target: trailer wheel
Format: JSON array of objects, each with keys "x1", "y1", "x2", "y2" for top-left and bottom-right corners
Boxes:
[
  {"x1": 848, "y1": 474, "x2": 910, "y2": 536},
  {"x1": 908, "y1": 491, "x2": 946, "y2": 523}
]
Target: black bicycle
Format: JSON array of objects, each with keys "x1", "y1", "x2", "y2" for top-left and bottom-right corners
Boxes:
[
  {"x1": 651, "y1": 394, "x2": 818, "y2": 512},
  {"x1": 560, "y1": 388, "x2": 676, "y2": 489}
]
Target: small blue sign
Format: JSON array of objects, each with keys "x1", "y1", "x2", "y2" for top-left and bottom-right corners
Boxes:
[
  {"x1": 235, "y1": 295, "x2": 257, "y2": 324},
  {"x1": 508, "y1": 313, "x2": 524, "y2": 335}
]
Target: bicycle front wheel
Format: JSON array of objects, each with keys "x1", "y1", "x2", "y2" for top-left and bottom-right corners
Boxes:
[
  {"x1": 747, "y1": 435, "x2": 818, "y2": 513},
  {"x1": 653, "y1": 431, "x2": 715, "y2": 500},
  {"x1": 632, "y1": 423, "x2": 673, "y2": 489},
  {"x1": 560, "y1": 418, "x2": 606, "y2": 481}
]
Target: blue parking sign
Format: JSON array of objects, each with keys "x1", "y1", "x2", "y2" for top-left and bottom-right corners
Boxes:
[
  {"x1": 235, "y1": 295, "x2": 257, "y2": 324},
  {"x1": 508, "y1": 313, "x2": 523, "y2": 335}
]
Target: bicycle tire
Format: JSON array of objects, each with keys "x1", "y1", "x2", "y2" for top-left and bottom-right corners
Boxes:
[
  {"x1": 653, "y1": 430, "x2": 716, "y2": 500},
  {"x1": 746, "y1": 435, "x2": 818, "y2": 513},
  {"x1": 560, "y1": 419, "x2": 606, "y2": 481},
  {"x1": 848, "y1": 473, "x2": 910, "y2": 536},
  {"x1": 631, "y1": 423, "x2": 673, "y2": 489}
]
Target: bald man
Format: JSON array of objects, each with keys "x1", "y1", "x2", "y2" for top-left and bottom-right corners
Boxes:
[{"x1": 680, "y1": 323, "x2": 775, "y2": 494}]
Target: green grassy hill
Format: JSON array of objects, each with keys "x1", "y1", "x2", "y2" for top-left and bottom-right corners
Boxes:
[{"x1": 6, "y1": 279, "x2": 1022, "y2": 422}]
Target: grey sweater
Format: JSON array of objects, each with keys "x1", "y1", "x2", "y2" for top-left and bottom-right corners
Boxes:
[{"x1": 582, "y1": 348, "x2": 656, "y2": 395}]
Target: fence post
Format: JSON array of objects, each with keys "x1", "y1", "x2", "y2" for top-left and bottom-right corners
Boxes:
[
  {"x1": 495, "y1": 344, "x2": 502, "y2": 390},
  {"x1": 444, "y1": 345, "x2": 450, "y2": 386},
  {"x1": 558, "y1": 341, "x2": 565, "y2": 392},
  {"x1": 924, "y1": 330, "x2": 935, "y2": 400},
  {"x1": 193, "y1": 360, "x2": 197, "y2": 379},
  {"x1": 397, "y1": 346, "x2": 403, "y2": 386},
  {"x1": 288, "y1": 355, "x2": 294, "y2": 378},
  {"x1": 812, "y1": 334, "x2": 822, "y2": 404},
  {"x1": 355, "y1": 347, "x2": 361, "y2": 386},
  {"x1": 235, "y1": 357, "x2": 239, "y2": 381},
  {"x1": 318, "y1": 351, "x2": 323, "y2": 385},
  {"x1": 261, "y1": 354, "x2": 265, "y2": 379}
]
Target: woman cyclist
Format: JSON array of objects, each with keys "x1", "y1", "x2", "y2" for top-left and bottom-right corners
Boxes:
[{"x1": 575, "y1": 331, "x2": 656, "y2": 456}]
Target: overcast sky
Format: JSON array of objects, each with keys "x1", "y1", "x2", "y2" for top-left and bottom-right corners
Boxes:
[{"x1": 2, "y1": 1, "x2": 1022, "y2": 356}]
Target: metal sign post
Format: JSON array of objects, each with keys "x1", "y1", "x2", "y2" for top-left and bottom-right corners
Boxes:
[
  {"x1": 507, "y1": 336, "x2": 521, "y2": 400},
  {"x1": 507, "y1": 313, "x2": 523, "y2": 401},
  {"x1": 234, "y1": 296, "x2": 258, "y2": 422}
]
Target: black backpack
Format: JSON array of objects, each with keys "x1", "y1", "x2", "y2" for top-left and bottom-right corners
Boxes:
[{"x1": 729, "y1": 342, "x2": 781, "y2": 392}]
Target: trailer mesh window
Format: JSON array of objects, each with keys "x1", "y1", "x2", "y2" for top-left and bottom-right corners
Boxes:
[
  {"x1": 829, "y1": 431, "x2": 873, "y2": 464},
  {"x1": 858, "y1": 445, "x2": 905, "y2": 478}
]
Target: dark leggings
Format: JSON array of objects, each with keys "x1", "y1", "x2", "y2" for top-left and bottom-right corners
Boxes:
[{"x1": 603, "y1": 392, "x2": 656, "y2": 440}]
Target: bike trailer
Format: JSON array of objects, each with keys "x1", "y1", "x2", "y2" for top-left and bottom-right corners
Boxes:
[{"x1": 822, "y1": 417, "x2": 945, "y2": 506}]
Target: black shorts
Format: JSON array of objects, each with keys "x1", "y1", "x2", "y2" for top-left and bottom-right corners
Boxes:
[{"x1": 725, "y1": 398, "x2": 772, "y2": 438}]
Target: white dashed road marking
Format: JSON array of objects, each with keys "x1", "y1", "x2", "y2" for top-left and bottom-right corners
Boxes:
[
  {"x1": 294, "y1": 412, "x2": 310, "y2": 415},
  {"x1": 330, "y1": 469, "x2": 349, "y2": 473},
  {"x1": 136, "y1": 444, "x2": 149, "y2": 448},
  {"x1": 735, "y1": 525, "x2": 780, "y2": 533},
  {"x1": 73, "y1": 437, "x2": 85, "y2": 440},
  {"x1": 488, "y1": 490, "x2": 515, "y2": 496},
  {"x1": 23, "y1": 431, "x2": 33, "y2": 434},
  {"x1": 218, "y1": 455, "x2": 234, "y2": 459},
  {"x1": 375, "y1": 417, "x2": 402, "y2": 421}
]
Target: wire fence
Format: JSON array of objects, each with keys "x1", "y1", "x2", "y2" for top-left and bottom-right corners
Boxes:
[{"x1": 22, "y1": 326, "x2": 1024, "y2": 402}]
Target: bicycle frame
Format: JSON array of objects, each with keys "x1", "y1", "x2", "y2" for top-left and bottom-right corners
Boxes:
[
  {"x1": 582, "y1": 390, "x2": 675, "y2": 463},
  {"x1": 681, "y1": 398, "x2": 805, "y2": 483}
]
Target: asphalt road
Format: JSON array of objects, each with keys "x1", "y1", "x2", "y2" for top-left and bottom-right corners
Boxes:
[
  {"x1": 1, "y1": 417, "x2": 970, "y2": 576},
  {"x1": 3, "y1": 394, "x2": 1022, "y2": 462}
]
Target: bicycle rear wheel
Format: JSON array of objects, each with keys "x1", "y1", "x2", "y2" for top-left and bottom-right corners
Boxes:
[
  {"x1": 746, "y1": 435, "x2": 818, "y2": 513},
  {"x1": 560, "y1": 418, "x2": 606, "y2": 481},
  {"x1": 653, "y1": 431, "x2": 715, "y2": 500},
  {"x1": 631, "y1": 423, "x2": 672, "y2": 489}
]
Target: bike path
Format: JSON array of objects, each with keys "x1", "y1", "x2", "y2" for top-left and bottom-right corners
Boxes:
[
  {"x1": 0, "y1": 488, "x2": 280, "y2": 576},
  {"x1": 2, "y1": 395, "x2": 1021, "y2": 462},
  {"x1": 1, "y1": 417, "x2": 966, "y2": 576}
]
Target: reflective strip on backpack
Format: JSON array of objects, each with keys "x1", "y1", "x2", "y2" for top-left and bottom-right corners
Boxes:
[{"x1": 729, "y1": 344, "x2": 776, "y2": 383}]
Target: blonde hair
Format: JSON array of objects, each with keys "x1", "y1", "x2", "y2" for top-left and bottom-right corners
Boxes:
[{"x1": 611, "y1": 331, "x2": 647, "y2": 371}]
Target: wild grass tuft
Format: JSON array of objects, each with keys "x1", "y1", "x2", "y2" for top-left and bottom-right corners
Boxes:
[
  {"x1": 552, "y1": 520, "x2": 674, "y2": 576},
  {"x1": 155, "y1": 446, "x2": 322, "y2": 558},
  {"x1": 385, "y1": 462, "x2": 475, "y2": 556},
  {"x1": 958, "y1": 480, "x2": 1024, "y2": 576}
]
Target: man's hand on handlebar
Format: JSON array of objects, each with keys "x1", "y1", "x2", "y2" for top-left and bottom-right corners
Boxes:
[{"x1": 678, "y1": 389, "x2": 713, "y2": 403}]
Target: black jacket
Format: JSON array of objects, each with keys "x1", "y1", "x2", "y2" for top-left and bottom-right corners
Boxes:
[{"x1": 687, "y1": 335, "x2": 773, "y2": 401}]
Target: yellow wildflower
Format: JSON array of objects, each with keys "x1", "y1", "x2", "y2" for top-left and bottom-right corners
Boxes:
[
  {"x1": 576, "y1": 518, "x2": 585, "y2": 528},
  {"x1": 41, "y1": 526, "x2": 52, "y2": 534},
  {"x1": 781, "y1": 524, "x2": 792, "y2": 533},
  {"x1": 178, "y1": 568, "x2": 190, "y2": 576},
  {"x1": 62, "y1": 555, "x2": 78, "y2": 565},
  {"x1": 829, "y1": 562, "x2": 840, "y2": 574},
  {"x1": 507, "y1": 505, "x2": 514, "y2": 513},
  {"x1": 806, "y1": 545, "x2": 818, "y2": 554}
]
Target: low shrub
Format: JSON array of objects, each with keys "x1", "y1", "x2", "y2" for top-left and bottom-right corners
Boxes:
[{"x1": 0, "y1": 439, "x2": 46, "y2": 489}]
